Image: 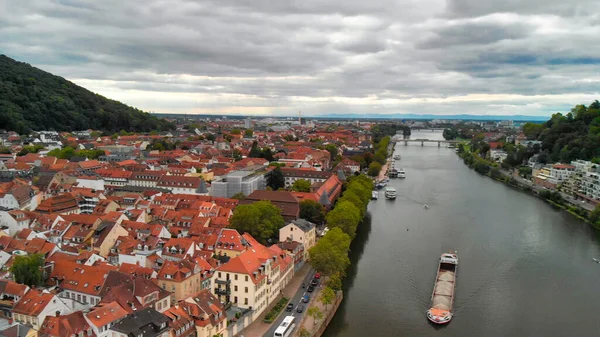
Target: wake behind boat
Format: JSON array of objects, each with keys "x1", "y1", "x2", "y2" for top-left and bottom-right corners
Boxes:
[
  {"x1": 593, "y1": 258, "x2": 600, "y2": 264},
  {"x1": 427, "y1": 252, "x2": 458, "y2": 324}
]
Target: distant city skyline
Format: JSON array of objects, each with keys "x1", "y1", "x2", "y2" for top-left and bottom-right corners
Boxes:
[{"x1": 3, "y1": 1, "x2": 600, "y2": 117}]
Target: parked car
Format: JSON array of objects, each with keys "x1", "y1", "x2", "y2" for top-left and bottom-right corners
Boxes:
[
  {"x1": 311, "y1": 279, "x2": 318, "y2": 286},
  {"x1": 314, "y1": 272, "x2": 321, "y2": 279},
  {"x1": 307, "y1": 285, "x2": 315, "y2": 292},
  {"x1": 286, "y1": 303, "x2": 294, "y2": 312},
  {"x1": 296, "y1": 304, "x2": 304, "y2": 313},
  {"x1": 302, "y1": 295, "x2": 310, "y2": 303}
]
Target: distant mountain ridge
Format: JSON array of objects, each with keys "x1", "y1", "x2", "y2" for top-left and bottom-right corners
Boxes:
[
  {"x1": 154, "y1": 112, "x2": 548, "y2": 122},
  {"x1": 0, "y1": 55, "x2": 174, "y2": 134}
]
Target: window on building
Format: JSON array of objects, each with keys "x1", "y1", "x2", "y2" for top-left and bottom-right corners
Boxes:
[
  {"x1": 244, "y1": 298, "x2": 248, "y2": 305},
  {"x1": 245, "y1": 287, "x2": 248, "y2": 293},
  {"x1": 245, "y1": 275, "x2": 248, "y2": 282}
]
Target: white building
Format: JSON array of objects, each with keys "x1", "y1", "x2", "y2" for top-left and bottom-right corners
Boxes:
[
  {"x1": 490, "y1": 149, "x2": 508, "y2": 163},
  {"x1": 549, "y1": 163, "x2": 576, "y2": 185}
]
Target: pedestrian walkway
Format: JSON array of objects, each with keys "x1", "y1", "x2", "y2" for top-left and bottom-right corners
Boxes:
[
  {"x1": 378, "y1": 160, "x2": 389, "y2": 180},
  {"x1": 236, "y1": 263, "x2": 311, "y2": 337}
]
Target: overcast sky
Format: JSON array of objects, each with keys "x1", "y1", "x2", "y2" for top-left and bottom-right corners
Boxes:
[{"x1": 3, "y1": 0, "x2": 600, "y2": 117}]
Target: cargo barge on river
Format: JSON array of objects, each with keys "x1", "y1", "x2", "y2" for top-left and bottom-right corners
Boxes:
[{"x1": 426, "y1": 252, "x2": 458, "y2": 324}]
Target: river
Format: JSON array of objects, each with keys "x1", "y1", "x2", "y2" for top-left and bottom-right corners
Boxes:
[{"x1": 323, "y1": 130, "x2": 600, "y2": 337}]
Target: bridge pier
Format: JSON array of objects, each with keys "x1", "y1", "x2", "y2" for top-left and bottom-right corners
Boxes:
[
  {"x1": 404, "y1": 141, "x2": 408, "y2": 146},
  {"x1": 421, "y1": 140, "x2": 424, "y2": 146},
  {"x1": 438, "y1": 141, "x2": 441, "y2": 147}
]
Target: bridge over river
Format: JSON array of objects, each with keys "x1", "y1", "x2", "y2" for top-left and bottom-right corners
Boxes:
[{"x1": 393, "y1": 138, "x2": 462, "y2": 147}]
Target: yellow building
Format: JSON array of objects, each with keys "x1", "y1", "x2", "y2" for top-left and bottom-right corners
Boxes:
[
  {"x1": 215, "y1": 228, "x2": 248, "y2": 258},
  {"x1": 157, "y1": 259, "x2": 202, "y2": 305},
  {"x1": 212, "y1": 233, "x2": 294, "y2": 320},
  {"x1": 91, "y1": 222, "x2": 128, "y2": 258},
  {"x1": 179, "y1": 290, "x2": 227, "y2": 337},
  {"x1": 279, "y1": 219, "x2": 316, "y2": 260}
]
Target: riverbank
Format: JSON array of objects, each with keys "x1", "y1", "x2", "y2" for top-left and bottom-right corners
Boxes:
[
  {"x1": 294, "y1": 285, "x2": 343, "y2": 337},
  {"x1": 456, "y1": 148, "x2": 599, "y2": 230}
]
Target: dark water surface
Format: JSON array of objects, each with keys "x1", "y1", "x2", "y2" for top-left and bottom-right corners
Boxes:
[{"x1": 323, "y1": 131, "x2": 600, "y2": 337}]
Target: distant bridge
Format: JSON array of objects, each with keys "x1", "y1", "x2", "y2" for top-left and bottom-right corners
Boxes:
[
  {"x1": 408, "y1": 128, "x2": 447, "y2": 132},
  {"x1": 393, "y1": 139, "x2": 462, "y2": 147}
]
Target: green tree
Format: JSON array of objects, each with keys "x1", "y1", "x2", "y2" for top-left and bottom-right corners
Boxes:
[
  {"x1": 231, "y1": 192, "x2": 246, "y2": 200},
  {"x1": 0, "y1": 147, "x2": 11, "y2": 154},
  {"x1": 325, "y1": 144, "x2": 338, "y2": 160},
  {"x1": 229, "y1": 201, "x2": 285, "y2": 245},
  {"x1": 337, "y1": 191, "x2": 366, "y2": 218},
  {"x1": 367, "y1": 162, "x2": 382, "y2": 177},
  {"x1": 327, "y1": 273, "x2": 343, "y2": 291},
  {"x1": 292, "y1": 179, "x2": 312, "y2": 192},
  {"x1": 299, "y1": 328, "x2": 311, "y2": 337},
  {"x1": 326, "y1": 201, "x2": 361, "y2": 237},
  {"x1": 10, "y1": 254, "x2": 44, "y2": 287},
  {"x1": 232, "y1": 149, "x2": 242, "y2": 161},
  {"x1": 205, "y1": 133, "x2": 216, "y2": 141},
  {"x1": 152, "y1": 142, "x2": 165, "y2": 151},
  {"x1": 268, "y1": 167, "x2": 285, "y2": 190},
  {"x1": 249, "y1": 141, "x2": 261, "y2": 158},
  {"x1": 230, "y1": 128, "x2": 241, "y2": 135},
  {"x1": 590, "y1": 205, "x2": 600, "y2": 229},
  {"x1": 307, "y1": 306, "x2": 323, "y2": 328},
  {"x1": 299, "y1": 200, "x2": 326, "y2": 225},
  {"x1": 373, "y1": 152, "x2": 386, "y2": 165},
  {"x1": 319, "y1": 287, "x2": 336, "y2": 310},
  {"x1": 244, "y1": 129, "x2": 253, "y2": 137},
  {"x1": 309, "y1": 228, "x2": 351, "y2": 276}
]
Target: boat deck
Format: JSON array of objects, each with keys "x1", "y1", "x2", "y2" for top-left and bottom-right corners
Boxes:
[{"x1": 431, "y1": 268, "x2": 455, "y2": 310}]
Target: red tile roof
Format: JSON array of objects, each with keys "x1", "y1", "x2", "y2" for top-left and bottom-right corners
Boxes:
[
  {"x1": 12, "y1": 290, "x2": 55, "y2": 316},
  {"x1": 85, "y1": 301, "x2": 129, "y2": 328}
]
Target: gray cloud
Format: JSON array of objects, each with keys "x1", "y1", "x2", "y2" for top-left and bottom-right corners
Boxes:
[{"x1": 2, "y1": 0, "x2": 600, "y2": 116}]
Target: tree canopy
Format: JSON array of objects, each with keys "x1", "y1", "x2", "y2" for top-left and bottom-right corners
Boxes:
[
  {"x1": 299, "y1": 199, "x2": 326, "y2": 225},
  {"x1": 0, "y1": 55, "x2": 175, "y2": 133},
  {"x1": 371, "y1": 124, "x2": 410, "y2": 143},
  {"x1": 309, "y1": 227, "x2": 351, "y2": 276},
  {"x1": 367, "y1": 162, "x2": 382, "y2": 177},
  {"x1": 291, "y1": 179, "x2": 312, "y2": 192},
  {"x1": 229, "y1": 201, "x2": 285, "y2": 245},
  {"x1": 268, "y1": 167, "x2": 285, "y2": 190},
  {"x1": 522, "y1": 101, "x2": 600, "y2": 163},
  {"x1": 10, "y1": 254, "x2": 44, "y2": 287},
  {"x1": 326, "y1": 201, "x2": 361, "y2": 238},
  {"x1": 47, "y1": 147, "x2": 105, "y2": 160}
]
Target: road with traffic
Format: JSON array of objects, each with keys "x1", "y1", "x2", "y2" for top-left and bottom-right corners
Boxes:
[{"x1": 262, "y1": 270, "x2": 319, "y2": 337}]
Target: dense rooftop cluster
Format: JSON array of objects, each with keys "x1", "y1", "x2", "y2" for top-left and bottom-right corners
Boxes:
[{"x1": 0, "y1": 117, "x2": 378, "y2": 337}]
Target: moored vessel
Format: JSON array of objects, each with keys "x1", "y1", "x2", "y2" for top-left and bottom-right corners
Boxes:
[
  {"x1": 384, "y1": 187, "x2": 396, "y2": 199},
  {"x1": 398, "y1": 168, "x2": 406, "y2": 179},
  {"x1": 426, "y1": 252, "x2": 458, "y2": 324},
  {"x1": 372, "y1": 191, "x2": 379, "y2": 200},
  {"x1": 394, "y1": 154, "x2": 401, "y2": 160},
  {"x1": 389, "y1": 168, "x2": 398, "y2": 178}
]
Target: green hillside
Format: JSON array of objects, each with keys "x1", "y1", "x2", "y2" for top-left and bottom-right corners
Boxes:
[
  {"x1": 523, "y1": 101, "x2": 600, "y2": 163},
  {"x1": 0, "y1": 55, "x2": 174, "y2": 134}
]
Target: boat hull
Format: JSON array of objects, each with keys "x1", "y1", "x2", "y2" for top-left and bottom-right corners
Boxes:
[{"x1": 427, "y1": 253, "x2": 458, "y2": 325}]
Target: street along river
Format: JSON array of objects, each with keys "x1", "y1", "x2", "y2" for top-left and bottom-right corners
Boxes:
[{"x1": 323, "y1": 131, "x2": 600, "y2": 337}]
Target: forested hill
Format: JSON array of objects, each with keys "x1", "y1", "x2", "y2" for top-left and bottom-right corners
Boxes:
[
  {"x1": 523, "y1": 101, "x2": 600, "y2": 163},
  {"x1": 0, "y1": 55, "x2": 174, "y2": 134}
]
